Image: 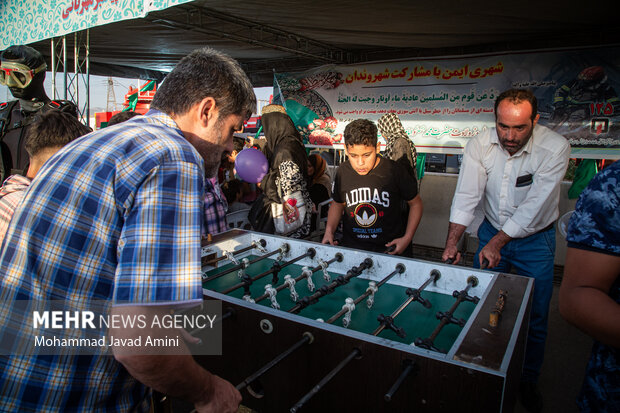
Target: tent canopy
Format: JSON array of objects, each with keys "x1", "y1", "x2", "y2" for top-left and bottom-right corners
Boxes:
[{"x1": 21, "y1": 0, "x2": 620, "y2": 86}]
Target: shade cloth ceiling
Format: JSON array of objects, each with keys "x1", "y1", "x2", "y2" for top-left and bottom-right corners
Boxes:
[{"x1": 25, "y1": 0, "x2": 620, "y2": 86}]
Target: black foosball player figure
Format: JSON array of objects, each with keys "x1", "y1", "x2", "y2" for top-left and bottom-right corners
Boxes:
[{"x1": 0, "y1": 45, "x2": 78, "y2": 181}]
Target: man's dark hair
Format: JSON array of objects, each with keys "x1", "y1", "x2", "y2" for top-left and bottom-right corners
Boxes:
[
  {"x1": 107, "y1": 111, "x2": 138, "y2": 126},
  {"x1": 344, "y1": 119, "x2": 378, "y2": 147},
  {"x1": 25, "y1": 110, "x2": 92, "y2": 157},
  {"x1": 151, "y1": 47, "x2": 256, "y2": 119},
  {"x1": 494, "y1": 89, "x2": 538, "y2": 121},
  {"x1": 221, "y1": 179, "x2": 243, "y2": 204}
]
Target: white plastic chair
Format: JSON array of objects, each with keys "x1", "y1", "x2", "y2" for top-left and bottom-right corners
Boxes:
[
  {"x1": 226, "y1": 208, "x2": 251, "y2": 230},
  {"x1": 317, "y1": 198, "x2": 332, "y2": 230},
  {"x1": 326, "y1": 165, "x2": 338, "y2": 180},
  {"x1": 307, "y1": 198, "x2": 332, "y2": 241},
  {"x1": 557, "y1": 210, "x2": 574, "y2": 238}
]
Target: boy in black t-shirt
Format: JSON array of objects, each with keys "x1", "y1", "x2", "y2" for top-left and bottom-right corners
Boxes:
[{"x1": 322, "y1": 119, "x2": 423, "y2": 256}]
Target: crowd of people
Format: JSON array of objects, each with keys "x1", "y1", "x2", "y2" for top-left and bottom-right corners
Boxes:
[{"x1": 0, "y1": 44, "x2": 617, "y2": 413}]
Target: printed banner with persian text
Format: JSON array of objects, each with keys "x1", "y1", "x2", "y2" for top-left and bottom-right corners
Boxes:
[
  {"x1": 275, "y1": 47, "x2": 620, "y2": 158},
  {"x1": 1, "y1": 0, "x2": 194, "y2": 49}
]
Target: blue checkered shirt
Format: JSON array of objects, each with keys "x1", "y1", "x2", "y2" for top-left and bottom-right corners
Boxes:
[{"x1": 0, "y1": 110, "x2": 205, "y2": 412}]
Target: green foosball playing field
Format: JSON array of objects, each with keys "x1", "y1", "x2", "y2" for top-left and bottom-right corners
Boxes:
[{"x1": 202, "y1": 256, "x2": 476, "y2": 352}]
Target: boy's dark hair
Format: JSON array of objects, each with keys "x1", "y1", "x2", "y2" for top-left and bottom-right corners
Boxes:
[
  {"x1": 343, "y1": 119, "x2": 378, "y2": 147},
  {"x1": 25, "y1": 110, "x2": 92, "y2": 157},
  {"x1": 107, "y1": 111, "x2": 138, "y2": 126},
  {"x1": 221, "y1": 179, "x2": 243, "y2": 204},
  {"x1": 233, "y1": 137, "x2": 245, "y2": 153}
]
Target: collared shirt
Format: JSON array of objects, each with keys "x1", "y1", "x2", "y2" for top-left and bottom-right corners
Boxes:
[
  {"x1": 0, "y1": 110, "x2": 205, "y2": 412},
  {"x1": 0, "y1": 174, "x2": 31, "y2": 245},
  {"x1": 204, "y1": 176, "x2": 228, "y2": 235},
  {"x1": 450, "y1": 124, "x2": 570, "y2": 239}
]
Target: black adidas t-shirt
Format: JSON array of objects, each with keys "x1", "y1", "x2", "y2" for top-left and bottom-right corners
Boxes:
[{"x1": 332, "y1": 156, "x2": 418, "y2": 252}]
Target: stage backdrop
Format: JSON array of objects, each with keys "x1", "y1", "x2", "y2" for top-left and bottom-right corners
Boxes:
[{"x1": 274, "y1": 47, "x2": 620, "y2": 159}]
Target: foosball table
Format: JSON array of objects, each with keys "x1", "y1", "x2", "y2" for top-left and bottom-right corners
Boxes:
[{"x1": 193, "y1": 229, "x2": 533, "y2": 413}]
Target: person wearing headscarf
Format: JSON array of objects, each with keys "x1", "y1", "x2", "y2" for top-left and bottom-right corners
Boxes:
[
  {"x1": 377, "y1": 112, "x2": 418, "y2": 183},
  {"x1": 254, "y1": 104, "x2": 312, "y2": 238},
  {"x1": 377, "y1": 113, "x2": 420, "y2": 229},
  {"x1": 308, "y1": 153, "x2": 332, "y2": 200}
]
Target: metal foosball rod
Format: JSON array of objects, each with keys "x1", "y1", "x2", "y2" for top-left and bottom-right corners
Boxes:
[
  {"x1": 372, "y1": 269, "x2": 441, "y2": 337},
  {"x1": 236, "y1": 332, "x2": 314, "y2": 396},
  {"x1": 325, "y1": 263, "x2": 406, "y2": 326},
  {"x1": 202, "y1": 243, "x2": 289, "y2": 283},
  {"x1": 201, "y1": 239, "x2": 267, "y2": 267},
  {"x1": 220, "y1": 247, "x2": 316, "y2": 296},
  {"x1": 414, "y1": 275, "x2": 480, "y2": 352},
  {"x1": 289, "y1": 348, "x2": 362, "y2": 413},
  {"x1": 254, "y1": 252, "x2": 344, "y2": 304},
  {"x1": 287, "y1": 258, "x2": 374, "y2": 315},
  {"x1": 384, "y1": 359, "x2": 419, "y2": 402}
]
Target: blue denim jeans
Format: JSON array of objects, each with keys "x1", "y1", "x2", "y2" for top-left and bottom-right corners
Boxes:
[{"x1": 474, "y1": 218, "x2": 555, "y2": 383}]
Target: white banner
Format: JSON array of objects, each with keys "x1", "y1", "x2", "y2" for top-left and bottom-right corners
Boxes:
[{"x1": 275, "y1": 47, "x2": 620, "y2": 158}]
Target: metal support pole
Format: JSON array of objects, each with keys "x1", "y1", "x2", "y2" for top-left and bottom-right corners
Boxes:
[{"x1": 68, "y1": 29, "x2": 90, "y2": 125}]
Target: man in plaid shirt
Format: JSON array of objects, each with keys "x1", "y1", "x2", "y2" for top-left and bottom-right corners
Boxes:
[{"x1": 0, "y1": 47, "x2": 256, "y2": 412}]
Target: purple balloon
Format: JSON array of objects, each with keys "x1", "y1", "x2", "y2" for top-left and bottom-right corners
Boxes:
[{"x1": 235, "y1": 148, "x2": 269, "y2": 183}]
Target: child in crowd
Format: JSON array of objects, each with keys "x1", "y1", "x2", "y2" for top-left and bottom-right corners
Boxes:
[
  {"x1": 107, "y1": 110, "x2": 138, "y2": 126},
  {"x1": 308, "y1": 153, "x2": 332, "y2": 205},
  {"x1": 0, "y1": 110, "x2": 92, "y2": 244},
  {"x1": 219, "y1": 136, "x2": 246, "y2": 183},
  {"x1": 222, "y1": 179, "x2": 250, "y2": 213},
  {"x1": 322, "y1": 119, "x2": 423, "y2": 256},
  {"x1": 219, "y1": 136, "x2": 259, "y2": 203}
]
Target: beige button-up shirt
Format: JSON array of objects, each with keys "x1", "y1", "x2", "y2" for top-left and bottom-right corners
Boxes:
[{"x1": 450, "y1": 124, "x2": 570, "y2": 239}]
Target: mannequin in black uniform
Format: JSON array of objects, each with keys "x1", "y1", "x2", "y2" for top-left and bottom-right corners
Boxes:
[{"x1": 0, "y1": 45, "x2": 77, "y2": 181}]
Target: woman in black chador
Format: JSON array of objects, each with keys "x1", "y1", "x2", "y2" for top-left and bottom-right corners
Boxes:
[{"x1": 250, "y1": 104, "x2": 312, "y2": 238}]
